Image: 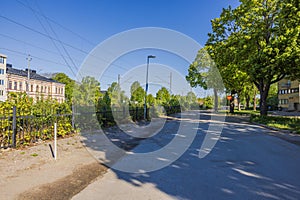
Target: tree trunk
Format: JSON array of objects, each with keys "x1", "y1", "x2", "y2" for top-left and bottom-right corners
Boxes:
[
  {"x1": 213, "y1": 88, "x2": 218, "y2": 112},
  {"x1": 245, "y1": 94, "x2": 250, "y2": 110},
  {"x1": 259, "y1": 90, "x2": 269, "y2": 116},
  {"x1": 253, "y1": 91, "x2": 257, "y2": 111},
  {"x1": 237, "y1": 95, "x2": 241, "y2": 111},
  {"x1": 229, "y1": 94, "x2": 234, "y2": 113},
  {"x1": 259, "y1": 83, "x2": 270, "y2": 116}
]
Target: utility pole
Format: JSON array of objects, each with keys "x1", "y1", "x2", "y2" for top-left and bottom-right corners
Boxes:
[
  {"x1": 118, "y1": 74, "x2": 120, "y2": 85},
  {"x1": 26, "y1": 54, "x2": 32, "y2": 95}
]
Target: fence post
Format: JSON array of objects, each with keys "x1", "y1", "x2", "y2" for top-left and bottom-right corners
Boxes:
[
  {"x1": 12, "y1": 106, "x2": 17, "y2": 148},
  {"x1": 54, "y1": 122, "x2": 57, "y2": 160}
]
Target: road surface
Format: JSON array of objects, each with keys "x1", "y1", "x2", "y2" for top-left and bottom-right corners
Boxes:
[{"x1": 73, "y1": 112, "x2": 300, "y2": 200}]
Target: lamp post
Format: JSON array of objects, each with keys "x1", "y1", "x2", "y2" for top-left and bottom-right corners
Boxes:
[{"x1": 144, "y1": 55, "x2": 156, "y2": 120}]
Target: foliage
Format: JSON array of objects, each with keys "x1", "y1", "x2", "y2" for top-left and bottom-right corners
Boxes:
[
  {"x1": 52, "y1": 73, "x2": 75, "y2": 106},
  {"x1": 130, "y1": 81, "x2": 145, "y2": 105},
  {"x1": 186, "y1": 48, "x2": 224, "y2": 111},
  {"x1": 250, "y1": 114, "x2": 300, "y2": 134},
  {"x1": 156, "y1": 87, "x2": 171, "y2": 105},
  {"x1": 207, "y1": 0, "x2": 300, "y2": 115},
  {"x1": 266, "y1": 83, "x2": 279, "y2": 110},
  {"x1": 74, "y1": 76, "x2": 102, "y2": 106},
  {"x1": 0, "y1": 93, "x2": 75, "y2": 148}
]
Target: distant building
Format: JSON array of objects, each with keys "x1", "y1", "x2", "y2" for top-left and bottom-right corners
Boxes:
[
  {"x1": 0, "y1": 54, "x2": 7, "y2": 102},
  {"x1": 278, "y1": 78, "x2": 300, "y2": 111},
  {"x1": 0, "y1": 54, "x2": 65, "y2": 103}
]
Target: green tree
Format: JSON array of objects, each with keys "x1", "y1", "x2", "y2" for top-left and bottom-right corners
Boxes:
[
  {"x1": 207, "y1": 0, "x2": 300, "y2": 115},
  {"x1": 266, "y1": 83, "x2": 278, "y2": 110},
  {"x1": 156, "y1": 87, "x2": 171, "y2": 105},
  {"x1": 147, "y1": 94, "x2": 155, "y2": 106},
  {"x1": 52, "y1": 73, "x2": 75, "y2": 106},
  {"x1": 130, "y1": 81, "x2": 145, "y2": 105},
  {"x1": 107, "y1": 82, "x2": 128, "y2": 107},
  {"x1": 186, "y1": 48, "x2": 224, "y2": 112},
  {"x1": 74, "y1": 76, "x2": 102, "y2": 106}
]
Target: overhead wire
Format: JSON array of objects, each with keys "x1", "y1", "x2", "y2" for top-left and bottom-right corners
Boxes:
[{"x1": 15, "y1": 0, "x2": 137, "y2": 70}]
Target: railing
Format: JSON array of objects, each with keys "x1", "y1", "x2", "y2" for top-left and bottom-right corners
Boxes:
[
  {"x1": 0, "y1": 105, "x2": 185, "y2": 149},
  {"x1": 0, "y1": 106, "x2": 73, "y2": 149}
]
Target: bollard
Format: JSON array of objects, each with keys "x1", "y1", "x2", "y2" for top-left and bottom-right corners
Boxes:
[{"x1": 54, "y1": 122, "x2": 57, "y2": 160}]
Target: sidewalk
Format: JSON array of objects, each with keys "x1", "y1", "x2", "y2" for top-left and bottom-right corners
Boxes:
[{"x1": 0, "y1": 134, "x2": 107, "y2": 200}]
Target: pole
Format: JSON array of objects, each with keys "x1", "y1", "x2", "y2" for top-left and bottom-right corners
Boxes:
[
  {"x1": 54, "y1": 122, "x2": 57, "y2": 160},
  {"x1": 144, "y1": 55, "x2": 155, "y2": 120},
  {"x1": 144, "y1": 57, "x2": 150, "y2": 120},
  {"x1": 12, "y1": 106, "x2": 17, "y2": 148},
  {"x1": 118, "y1": 74, "x2": 120, "y2": 85},
  {"x1": 26, "y1": 54, "x2": 32, "y2": 95}
]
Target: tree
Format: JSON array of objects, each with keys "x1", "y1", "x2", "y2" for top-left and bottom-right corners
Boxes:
[
  {"x1": 186, "y1": 48, "x2": 224, "y2": 111},
  {"x1": 147, "y1": 94, "x2": 155, "y2": 106},
  {"x1": 52, "y1": 73, "x2": 75, "y2": 106},
  {"x1": 156, "y1": 87, "x2": 171, "y2": 105},
  {"x1": 266, "y1": 83, "x2": 279, "y2": 110},
  {"x1": 130, "y1": 81, "x2": 145, "y2": 105},
  {"x1": 107, "y1": 82, "x2": 128, "y2": 107},
  {"x1": 207, "y1": 0, "x2": 300, "y2": 115},
  {"x1": 74, "y1": 76, "x2": 102, "y2": 106}
]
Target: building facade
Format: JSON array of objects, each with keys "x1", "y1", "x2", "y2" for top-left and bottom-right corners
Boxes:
[
  {"x1": 0, "y1": 54, "x2": 7, "y2": 102},
  {"x1": 0, "y1": 54, "x2": 65, "y2": 103},
  {"x1": 278, "y1": 78, "x2": 300, "y2": 111}
]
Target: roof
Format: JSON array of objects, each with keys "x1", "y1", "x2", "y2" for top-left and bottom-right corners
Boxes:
[
  {"x1": 6, "y1": 65, "x2": 64, "y2": 84},
  {"x1": 0, "y1": 54, "x2": 7, "y2": 58}
]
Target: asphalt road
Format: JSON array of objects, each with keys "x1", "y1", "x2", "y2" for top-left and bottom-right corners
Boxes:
[{"x1": 73, "y1": 112, "x2": 300, "y2": 200}]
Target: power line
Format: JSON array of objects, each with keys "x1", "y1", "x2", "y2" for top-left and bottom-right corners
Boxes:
[
  {"x1": 0, "y1": 47, "x2": 69, "y2": 67},
  {"x1": 25, "y1": 0, "x2": 77, "y2": 76},
  {"x1": 15, "y1": 0, "x2": 96, "y2": 47},
  {"x1": 0, "y1": 14, "x2": 131, "y2": 72},
  {"x1": 15, "y1": 0, "x2": 136, "y2": 69}
]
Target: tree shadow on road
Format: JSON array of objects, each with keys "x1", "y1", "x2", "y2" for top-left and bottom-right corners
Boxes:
[{"x1": 80, "y1": 111, "x2": 300, "y2": 200}]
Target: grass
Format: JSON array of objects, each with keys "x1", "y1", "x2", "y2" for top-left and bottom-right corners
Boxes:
[
  {"x1": 30, "y1": 153, "x2": 38, "y2": 157},
  {"x1": 250, "y1": 114, "x2": 300, "y2": 134},
  {"x1": 219, "y1": 109, "x2": 260, "y2": 115},
  {"x1": 220, "y1": 109, "x2": 300, "y2": 134}
]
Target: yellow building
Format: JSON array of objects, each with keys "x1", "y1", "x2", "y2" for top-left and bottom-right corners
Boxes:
[
  {"x1": 0, "y1": 54, "x2": 65, "y2": 103},
  {"x1": 278, "y1": 78, "x2": 300, "y2": 111}
]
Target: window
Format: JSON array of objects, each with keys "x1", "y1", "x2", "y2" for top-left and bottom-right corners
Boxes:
[
  {"x1": 48, "y1": 87, "x2": 51, "y2": 94},
  {"x1": 14, "y1": 81, "x2": 17, "y2": 90},
  {"x1": 0, "y1": 57, "x2": 4, "y2": 64},
  {"x1": 41, "y1": 86, "x2": 43, "y2": 93},
  {"x1": 0, "y1": 69, "x2": 4, "y2": 74},
  {"x1": 55, "y1": 87, "x2": 57, "y2": 94},
  {"x1": 19, "y1": 82, "x2": 23, "y2": 90},
  {"x1": 61, "y1": 88, "x2": 63, "y2": 94},
  {"x1": 36, "y1": 85, "x2": 39, "y2": 92},
  {"x1": 0, "y1": 90, "x2": 3, "y2": 96},
  {"x1": 8, "y1": 81, "x2": 12, "y2": 89},
  {"x1": 45, "y1": 86, "x2": 47, "y2": 93},
  {"x1": 31, "y1": 85, "x2": 33, "y2": 92},
  {"x1": 0, "y1": 79, "x2": 4, "y2": 85}
]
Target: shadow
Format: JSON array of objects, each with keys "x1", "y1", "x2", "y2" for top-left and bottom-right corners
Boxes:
[{"x1": 79, "y1": 111, "x2": 300, "y2": 200}]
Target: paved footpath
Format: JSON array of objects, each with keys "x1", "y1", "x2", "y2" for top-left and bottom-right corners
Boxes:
[{"x1": 73, "y1": 112, "x2": 300, "y2": 200}]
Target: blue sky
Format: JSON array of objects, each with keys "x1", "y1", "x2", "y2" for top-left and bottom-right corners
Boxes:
[{"x1": 1, "y1": 0, "x2": 240, "y2": 95}]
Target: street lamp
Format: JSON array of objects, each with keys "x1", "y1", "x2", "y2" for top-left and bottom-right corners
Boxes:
[{"x1": 144, "y1": 55, "x2": 156, "y2": 120}]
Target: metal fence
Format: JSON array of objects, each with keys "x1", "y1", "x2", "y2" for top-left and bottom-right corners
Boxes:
[
  {"x1": 0, "y1": 105, "x2": 183, "y2": 149},
  {"x1": 0, "y1": 106, "x2": 73, "y2": 149}
]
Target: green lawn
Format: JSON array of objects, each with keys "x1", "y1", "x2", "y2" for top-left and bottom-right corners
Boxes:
[
  {"x1": 221, "y1": 109, "x2": 300, "y2": 134},
  {"x1": 250, "y1": 114, "x2": 300, "y2": 134}
]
